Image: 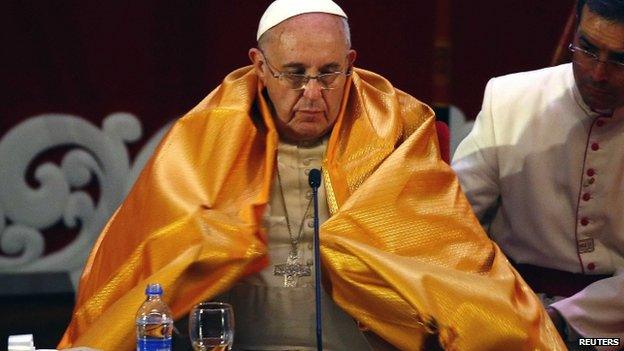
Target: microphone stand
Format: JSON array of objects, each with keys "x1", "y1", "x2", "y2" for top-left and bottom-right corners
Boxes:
[{"x1": 308, "y1": 168, "x2": 323, "y2": 351}]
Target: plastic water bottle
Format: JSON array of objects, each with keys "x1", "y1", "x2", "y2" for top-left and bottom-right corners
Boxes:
[{"x1": 136, "y1": 283, "x2": 174, "y2": 351}]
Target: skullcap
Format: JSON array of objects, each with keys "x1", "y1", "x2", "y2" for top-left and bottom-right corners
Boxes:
[{"x1": 257, "y1": 0, "x2": 347, "y2": 41}]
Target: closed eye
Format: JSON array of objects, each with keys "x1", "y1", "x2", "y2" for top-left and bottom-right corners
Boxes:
[
  {"x1": 608, "y1": 53, "x2": 624, "y2": 64},
  {"x1": 578, "y1": 36, "x2": 599, "y2": 53}
]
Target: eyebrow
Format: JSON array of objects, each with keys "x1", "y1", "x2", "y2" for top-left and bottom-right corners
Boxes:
[
  {"x1": 578, "y1": 35, "x2": 597, "y2": 50},
  {"x1": 578, "y1": 33, "x2": 624, "y2": 58},
  {"x1": 280, "y1": 61, "x2": 343, "y2": 72}
]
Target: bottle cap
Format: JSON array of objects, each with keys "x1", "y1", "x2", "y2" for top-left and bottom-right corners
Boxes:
[
  {"x1": 8, "y1": 334, "x2": 34, "y2": 351},
  {"x1": 145, "y1": 283, "x2": 163, "y2": 295}
]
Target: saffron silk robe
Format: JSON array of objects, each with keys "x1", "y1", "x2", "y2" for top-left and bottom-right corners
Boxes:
[{"x1": 59, "y1": 67, "x2": 564, "y2": 350}]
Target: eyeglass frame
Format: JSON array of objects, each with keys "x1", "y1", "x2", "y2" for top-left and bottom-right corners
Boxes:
[
  {"x1": 259, "y1": 50, "x2": 352, "y2": 90},
  {"x1": 568, "y1": 43, "x2": 624, "y2": 70}
]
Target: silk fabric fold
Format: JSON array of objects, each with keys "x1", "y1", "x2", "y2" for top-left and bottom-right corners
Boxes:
[{"x1": 59, "y1": 66, "x2": 564, "y2": 350}]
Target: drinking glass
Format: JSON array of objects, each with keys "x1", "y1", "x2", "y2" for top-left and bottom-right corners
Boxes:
[{"x1": 189, "y1": 302, "x2": 235, "y2": 351}]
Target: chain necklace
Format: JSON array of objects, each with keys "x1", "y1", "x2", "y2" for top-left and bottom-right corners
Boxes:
[{"x1": 273, "y1": 164, "x2": 313, "y2": 287}]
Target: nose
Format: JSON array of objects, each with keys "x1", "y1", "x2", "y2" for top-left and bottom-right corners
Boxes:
[
  {"x1": 302, "y1": 78, "x2": 323, "y2": 100},
  {"x1": 591, "y1": 61, "x2": 609, "y2": 81}
]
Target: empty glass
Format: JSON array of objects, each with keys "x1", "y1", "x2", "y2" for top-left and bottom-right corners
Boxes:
[{"x1": 188, "y1": 302, "x2": 234, "y2": 351}]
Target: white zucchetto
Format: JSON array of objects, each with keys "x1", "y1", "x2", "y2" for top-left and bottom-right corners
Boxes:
[{"x1": 257, "y1": 0, "x2": 347, "y2": 41}]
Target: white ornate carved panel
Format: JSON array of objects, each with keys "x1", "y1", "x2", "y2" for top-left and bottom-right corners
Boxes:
[{"x1": 0, "y1": 112, "x2": 172, "y2": 289}]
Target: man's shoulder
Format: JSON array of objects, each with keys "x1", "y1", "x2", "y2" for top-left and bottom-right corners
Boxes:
[
  {"x1": 352, "y1": 67, "x2": 434, "y2": 129},
  {"x1": 171, "y1": 66, "x2": 259, "y2": 129},
  {"x1": 483, "y1": 64, "x2": 574, "y2": 118},
  {"x1": 489, "y1": 63, "x2": 572, "y2": 95},
  {"x1": 187, "y1": 66, "x2": 258, "y2": 116}
]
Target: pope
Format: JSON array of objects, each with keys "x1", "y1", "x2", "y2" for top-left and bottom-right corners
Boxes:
[{"x1": 59, "y1": 0, "x2": 564, "y2": 350}]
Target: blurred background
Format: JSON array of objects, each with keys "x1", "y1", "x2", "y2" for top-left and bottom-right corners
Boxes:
[{"x1": 1, "y1": 0, "x2": 573, "y2": 348}]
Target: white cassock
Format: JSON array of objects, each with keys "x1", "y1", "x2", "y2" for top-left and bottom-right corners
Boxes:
[{"x1": 452, "y1": 63, "x2": 624, "y2": 345}]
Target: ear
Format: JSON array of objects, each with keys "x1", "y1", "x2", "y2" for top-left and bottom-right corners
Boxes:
[
  {"x1": 249, "y1": 48, "x2": 268, "y2": 85},
  {"x1": 347, "y1": 49, "x2": 357, "y2": 67}
]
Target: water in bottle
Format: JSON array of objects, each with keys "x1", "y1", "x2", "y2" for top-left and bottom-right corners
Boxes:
[{"x1": 136, "y1": 283, "x2": 174, "y2": 351}]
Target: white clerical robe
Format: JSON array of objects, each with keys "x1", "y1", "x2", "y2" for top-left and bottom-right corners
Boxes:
[
  {"x1": 223, "y1": 139, "x2": 371, "y2": 350},
  {"x1": 452, "y1": 63, "x2": 624, "y2": 344}
]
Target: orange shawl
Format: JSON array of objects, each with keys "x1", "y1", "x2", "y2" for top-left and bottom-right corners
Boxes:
[{"x1": 59, "y1": 66, "x2": 564, "y2": 350}]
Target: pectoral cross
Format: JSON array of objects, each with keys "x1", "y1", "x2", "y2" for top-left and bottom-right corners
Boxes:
[{"x1": 274, "y1": 251, "x2": 311, "y2": 287}]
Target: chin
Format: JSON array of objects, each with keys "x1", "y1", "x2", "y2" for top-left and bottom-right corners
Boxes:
[
  {"x1": 587, "y1": 100, "x2": 616, "y2": 112},
  {"x1": 581, "y1": 94, "x2": 614, "y2": 112},
  {"x1": 293, "y1": 124, "x2": 328, "y2": 140},
  {"x1": 295, "y1": 131, "x2": 324, "y2": 142}
]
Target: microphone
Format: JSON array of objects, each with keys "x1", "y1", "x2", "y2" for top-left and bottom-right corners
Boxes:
[
  {"x1": 308, "y1": 168, "x2": 323, "y2": 351},
  {"x1": 308, "y1": 168, "x2": 321, "y2": 188}
]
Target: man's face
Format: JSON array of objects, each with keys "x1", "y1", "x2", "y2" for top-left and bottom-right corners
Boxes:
[
  {"x1": 250, "y1": 14, "x2": 356, "y2": 143},
  {"x1": 573, "y1": 6, "x2": 624, "y2": 112}
]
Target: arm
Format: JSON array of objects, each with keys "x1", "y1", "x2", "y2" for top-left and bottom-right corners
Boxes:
[
  {"x1": 451, "y1": 79, "x2": 501, "y2": 223},
  {"x1": 550, "y1": 271, "x2": 624, "y2": 343},
  {"x1": 59, "y1": 111, "x2": 270, "y2": 350}
]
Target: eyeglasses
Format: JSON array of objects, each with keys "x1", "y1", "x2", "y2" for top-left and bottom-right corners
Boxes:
[
  {"x1": 568, "y1": 43, "x2": 624, "y2": 70},
  {"x1": 260, "y1": 51, "x2": 351, "y2": 90}
]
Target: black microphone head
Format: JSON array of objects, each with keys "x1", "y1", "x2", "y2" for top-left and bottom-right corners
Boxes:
[{"x1": 308, "y1": 168, "x2": 321, "y2": 188}]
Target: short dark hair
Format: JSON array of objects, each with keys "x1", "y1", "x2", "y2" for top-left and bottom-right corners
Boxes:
[{"x1": 576, "y1": 0, "x2": 624, "y2": 23}]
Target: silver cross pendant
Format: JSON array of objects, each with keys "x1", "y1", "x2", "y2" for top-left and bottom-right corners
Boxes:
[{"x1": 274, "y1": 251, "x2": 311, "y2": 287}]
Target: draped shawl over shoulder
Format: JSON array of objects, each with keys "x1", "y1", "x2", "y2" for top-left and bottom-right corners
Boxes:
[{"x1": 59, "y1": 66, "x2": 564, "y2": 350}]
